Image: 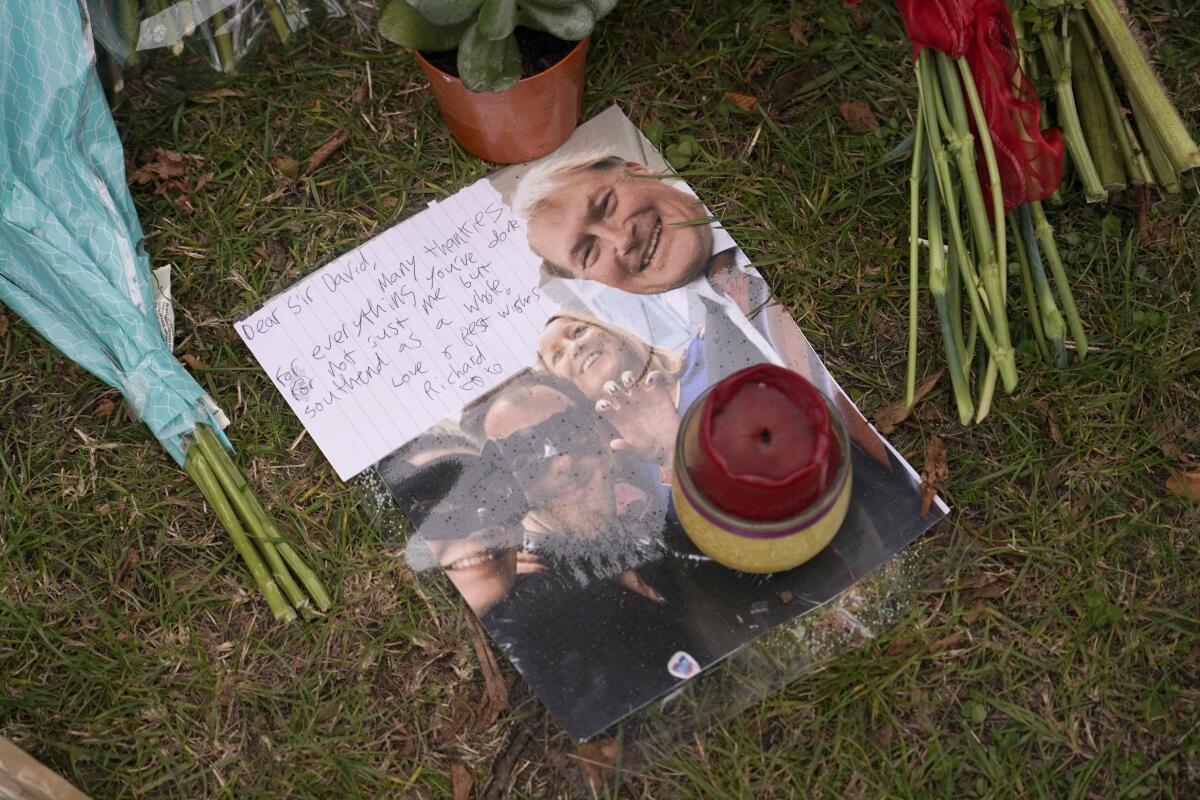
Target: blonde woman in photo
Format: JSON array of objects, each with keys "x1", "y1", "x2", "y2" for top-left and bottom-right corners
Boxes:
[{"x1": 537, "y1": 312, "x2": 707, "y2": 472}]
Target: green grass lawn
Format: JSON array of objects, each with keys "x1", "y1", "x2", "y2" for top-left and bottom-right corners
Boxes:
[{"x1": 2, "y1": 0, "x2": 1198, "y2": 797}]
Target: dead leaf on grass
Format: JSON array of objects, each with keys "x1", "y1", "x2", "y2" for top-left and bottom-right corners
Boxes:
[
  {"x1": 929, "y1": 629, "x2": 967, "y2": 654},
  {"x1": 0, "y1": 311, "x2": 9, "y2": 337},
  {"x1": 181, "y1": 354, "x2": 204, "y2": 371},
  {"x1": 874, "y1": 369, "x2": 945, "y2": 434},
  {"x1": 724, "y1": 91, "x2": 759, "y2": 112},
  {"x1": 848, "y1": 6, "x2": 872, "y2": 30},
  {"x1": 964, "y1": 577, "x2": 1011, "y2": 603},
  {"x1": 770, "y1": 63, "x2": 827, "y2": 104},
  {"x1": 195, "y1": 88, "x2": 252, "y2": 99},
  {"x1": 305, "y1": 130, "x2": 350, "y2": 174},
  {"x1": 130, "y1": 148, "x2": 201, "y2": 185},
  {"x1": 920, "y1": 435, "x2": 948, "y2": 517},
  {"x1": 744, "y1": 56, "x2": 777, "y2": 83},
  {"x1": 113, "y1": 547, "x2": 139, "y2": 592},
  {"x1": 451, "y1": 762, "x2": 475, "y2": 800},
  {"x1": 839, "y1": 100, "x2": 880, "y2": 133},
  {"x1": 463, "y1": 608, "x2": 509, "y2": 726},
  {"x1": 436, "y1": 695, "x2": 474, "y2": 744},
  {"x1": 272, "y1": 155, "x2": 301, "y2": 178},
  {"x1": 95, "y1": 397, "x2": 119, "y2": 418},
  {"x1": 572, "y1": 738, "x2": 620, "y2": 793},
  {"x1": 1165, "y1": 469, "x2": 1200, "y2": 502},
  {"x1": 789, "y1": 12, "x2": 812, "y2": 44}
]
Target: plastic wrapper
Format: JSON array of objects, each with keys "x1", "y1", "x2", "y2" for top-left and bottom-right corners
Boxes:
[
  {"x1": 229, "y1": 102, "x2": 948, "y2": 777},
  {"x1": 339, "y1": 106, "x2": 950, "y2": 759},
  {"x1": 86, "y1": 0, "x2": 372, "y2": 74}
]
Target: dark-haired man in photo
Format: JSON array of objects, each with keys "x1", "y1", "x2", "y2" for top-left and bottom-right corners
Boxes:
[{"x1": 377, "y1": 428, "x2": 529, "y2": 616}]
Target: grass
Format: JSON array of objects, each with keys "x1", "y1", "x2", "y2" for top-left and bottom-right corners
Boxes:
[{"x1": 2, "y1": 0, "x2": 1198, "y2": 796}]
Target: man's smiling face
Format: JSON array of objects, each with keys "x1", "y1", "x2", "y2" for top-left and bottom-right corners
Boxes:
[{"x1": 526, "y1": 162, "x2": 714, "y2": 295}]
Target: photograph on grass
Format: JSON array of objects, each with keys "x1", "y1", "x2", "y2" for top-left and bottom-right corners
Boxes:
[{"x1": 373, "y1": 108, "x2": 947, "y2": 742}]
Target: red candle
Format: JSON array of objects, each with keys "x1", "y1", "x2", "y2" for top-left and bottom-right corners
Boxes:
[{"x1": 691, "y1": 364, "x2": 840, "y2": 521}]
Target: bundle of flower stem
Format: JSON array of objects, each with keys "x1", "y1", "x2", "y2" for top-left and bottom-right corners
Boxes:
[
  {"x1": 111, "y1": 0, "x2": 307, "y2": 76},
  {"x1": 184, "y1": 425, "x2": 332, "y2": 622},
  {"x1": 1014, "y1": 0, "x2": 1200, "y2": 201},
  {"x1": 895, "y1": 0, "x2": 1088, "y2": 424}
]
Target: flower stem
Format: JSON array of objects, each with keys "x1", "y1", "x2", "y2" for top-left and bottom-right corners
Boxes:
[
  {"x1": 956, "y1": 57, "x2": 1007, "y2": 311},
  {"x1": 907, "y1": 93, "x2": 926, "y2": 408},
  {"x1": 918, "y1": 54, "x2": 1001, "y2": 369},
  {"x1": 192, "y1": 427, "x2": 308, "y2": 614},
  {"x1": 1074, "y1": 15, "x2": 1152, "y2": 185},
  {"x1": 1128, "y1": 92, "x2": 1181, "y2": 194},
  {"x1": 1014, "y1": 207, "x2": 1067, "y2": 367},
  {"x1": 1029, "y1": 201, "x2": 1088, "y2": 359},
  {"x1": 119, "y1": 0, "x2": 141, "y2": 68},
  {"x1": 1071, "y1": 27, "x2": 1126, "y2": 193},
  {"x1": 935, "y1": 51, "x2": 1017, "y2": 392},
  {"x1": 193, "y1": 425, "x2": 331, "y2": 613},
  {"x1": 267, "y1": 0, "x2": 292, "y2": 43},
  {"x1": 212, "y1": 9, "x2": 238, "y2": 74},
  {"x1": 186, "y1": 448, "x2": 294, "y2": 622},
  {"x1": 1085, "y1": 0, "x2": 1200, "y2": 174},
  {"x1": 926, "y1": 153, "x2": 974, "y2": 425},
  {"x1": 1008, "y1": 211, "x2": 1051, "y2": 364},
  {"x1": 1039, "y1": 27, "x2": 1107, "y2": 203}
]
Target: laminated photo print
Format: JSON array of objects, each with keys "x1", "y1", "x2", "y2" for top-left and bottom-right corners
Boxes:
[{"x1": 375, "y1": 107, "x2": 947, "y2": 742}]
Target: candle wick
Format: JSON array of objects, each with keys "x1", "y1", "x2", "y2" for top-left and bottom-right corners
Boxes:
[{"x1": 759, "y1": 428, "x2": 771, "y2": 445}]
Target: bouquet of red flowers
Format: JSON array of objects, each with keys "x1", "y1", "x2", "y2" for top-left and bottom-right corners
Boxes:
[{"x1": 854, "y1": 0, "x2": 1086, "y2": 422}]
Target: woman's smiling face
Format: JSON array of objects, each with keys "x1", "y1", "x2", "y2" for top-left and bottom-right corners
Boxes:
[
  {"x1": 538, "y1": 318, "x2": 640, "y2": 399},
  {"x1": 525, "y1": 162, "x2": 714, "y2": 294}
]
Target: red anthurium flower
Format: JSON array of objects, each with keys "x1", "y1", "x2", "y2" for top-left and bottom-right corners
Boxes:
[
  {"x1": 965, "y1": 0, "x2": 1064, "y2": 211},
  {"x1": 845, "y1": 0, "x2": 974, "y2": 58},
  {"x1": 896, "y1": 0, "x2": 976, "y2": 59}
]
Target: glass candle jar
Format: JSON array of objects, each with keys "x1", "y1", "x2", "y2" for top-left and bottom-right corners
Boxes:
[{"x1": 671, "y1": 364, "x2": 852, "y2": 573}]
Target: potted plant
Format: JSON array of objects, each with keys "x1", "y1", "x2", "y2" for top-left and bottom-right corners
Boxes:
[{"x1": 379, "y1": 0, "x2": 617, "y2": 163}]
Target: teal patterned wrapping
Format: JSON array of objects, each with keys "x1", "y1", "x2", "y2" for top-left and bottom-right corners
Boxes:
[{"x1": 0, "y1": 0, "x2": 230, "y2": 465}]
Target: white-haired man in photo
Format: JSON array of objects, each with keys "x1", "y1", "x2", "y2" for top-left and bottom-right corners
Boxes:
[{"x1": 513, "y1": 152, "x2": 891, "y2": 467}]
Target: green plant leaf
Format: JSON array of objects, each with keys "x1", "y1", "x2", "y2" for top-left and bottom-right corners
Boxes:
[
  {"x1": 379, "y1": 0, "x2": 468, "y2": 50},
  {"x1": 519, "y1": 1, "x2": 595, "y2": 40},
  {"x1": 478, "y1": 0, "x2": 517, "y2": 40},
  {"x1": 583, "y1": 0, "x2": 618, "y2": 19},
  {"x1": 519, "y1": 0, "x2": 578, "y2": 7},
  {"x1": 457, "y1": 22, "x2": 521, "y2": 92},
  {"x1": 408, "y1": 0, "x2": 485, "y2": 26},
  {"x1": 664, "y1": 135, "x2": 701, "y2": 169}
]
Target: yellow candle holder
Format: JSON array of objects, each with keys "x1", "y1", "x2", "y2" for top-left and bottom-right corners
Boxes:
[{"x1": 671, "y1": 384, "x2": 852, "y2": 574}]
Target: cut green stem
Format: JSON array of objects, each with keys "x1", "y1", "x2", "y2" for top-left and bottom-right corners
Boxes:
[
  {"x1": 1074, "y1": 15, "x2": 1152, "y2": 185},
  {"x1": 1071, "y1": 28, "x2": 1126, "y2": 193},
  {"x1": 918, "y1": 54, "x2": 1001, "y2": 370},
  {"x1": 1039, "y1": 27, "x2": 1107, "y2": 203},
  {"x1": 194, "y1": 426, "x2": 331, "y2": 613},
  {"x1": 1008, "y1": 211, "x2": 1052, "y2": 364},
  {"x1": 935, "y1": 51, "x2": 1017, "y2": 392},
  {"x1": 1129, "y1": 92, "x2": 1182, "y2": 194},
  {"x1": 212, "y1": 9, "x2": 238, "y2": 73},
  {"x1": 925, "y1": 150, "x2": 974, "y2": 425},
  {"x1": 1029, "y1": 201, "x2": 1088, "y2": 360},
  {"x1": 267, "y1": 0, "x2": 292, "y2": 42},
  {"x1": 906, "y1": 97, "x2": 926, "y2": 408},
  {"x1": 186, "y1": 449, "x2": 294, "y2": 622},
  {"x1": 1014, "y1": 208, "x2": 1067, "y2": 367},
  {"x1": 1085, "y1": 0, "x2": 1200, "y2": 174}
]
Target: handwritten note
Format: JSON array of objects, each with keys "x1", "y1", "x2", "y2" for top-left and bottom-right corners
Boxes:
[{"x1": 236, "y1": 180, "x2": 558, "y2": 479}]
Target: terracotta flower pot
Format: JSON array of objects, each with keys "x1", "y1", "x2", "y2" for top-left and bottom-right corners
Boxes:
[{"x1": 414, "y1": 37, "x2": 589, "y2": 164}]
